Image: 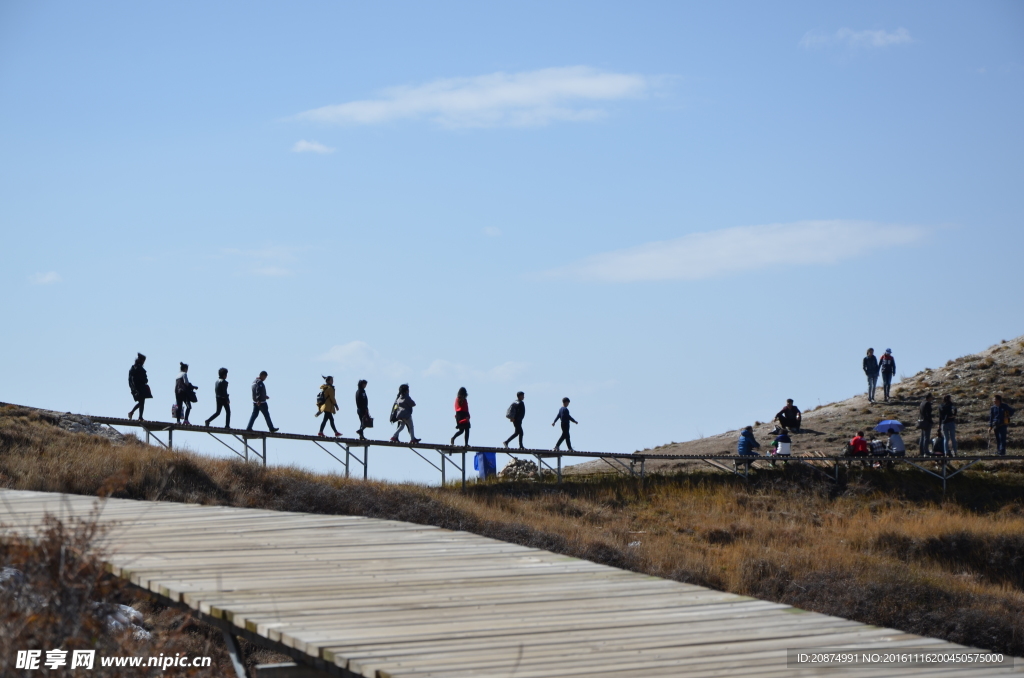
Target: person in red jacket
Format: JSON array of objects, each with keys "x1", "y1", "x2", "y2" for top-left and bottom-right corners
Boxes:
[
  {"x1": 849, "y1": 431, "x2": 870, "y2": 456},
  {"x1": 451, "y1": 387, "x2": 470, "y2": 446}
]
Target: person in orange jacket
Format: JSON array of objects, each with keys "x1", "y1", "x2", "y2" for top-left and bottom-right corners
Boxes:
[
  {"x1": 849, "y1": 431, "x2": 870, "y2": 456},
  {"x1": 451, "y1": 387, "x2": 470, "y2": 446}
]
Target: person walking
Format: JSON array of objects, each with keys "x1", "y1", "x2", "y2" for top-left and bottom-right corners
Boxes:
[
  {"x1": 127, "y1": 353, "x2": 151, "y2": 420},
  {"x1": 863, "y1": 348, "x2": 880, "y2": 402},
  {"x1": 174, "y1": 362, "x2": 197, "y2": 425},
  {"x1": 879, "y1": 349, "x2": 897, "y2": 402},
  {"x1": 355, "y1": 379, "x2": 371, "y2": 440},
  {"x1": 503, "y1": 391, "x2": 526, "y2": 449},
  {"x1": 389, "y1": 384, "x2": 419, "y2": 444},
  {"x1": 317, "y1": 376, "x2": 340, "y2": 437},
  {"x1": 204, "y1": 368, "x2": 231, "y2": 428},
  {"x1": 551, "y1": 397, "x2": 578, "y2": 452},
  {"x1": 918, "y1": 394, "x2": 934, "y2": 456},
  {"x1": 989, "y1": 395, "x2": 1016, "y2": 456},
  {"x1": 246, "y1": 371, "x2": 278, "y2": 432},
  {"x1": 774, "y1": 399, "x2": 802, "y2": 433},
  {"x1": 451, "y1": 387, "x2": 470, "y2": 446},
  {"x1": 938, "y1": 395, "x2": 958, "y2": 457}
]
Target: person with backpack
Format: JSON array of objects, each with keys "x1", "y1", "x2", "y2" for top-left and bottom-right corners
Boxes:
[
  {"x1": 737, "y1": 426, "x2": 761, "y2": 456},
  {"x1": 174, "y1": 362, "x2": 197, "y2": 425},
  {"x1": 451, "y1": 387, "x2": 470, "y2": 446},
  {"x1": 316, "y1": 376, "x2": 340, "y2": 437},
  {"x1": 503, "y1": 391, "x2": 526, "y2": 449},
  {"x1": 204, "y1": 368, "x2": 230, "y2": 428},
  {"x1": 989, "y1": 394, "x2": 1015, "y2": 456},
  {"x1": 127, "y1": 353, "x2": 151, "y2": 420},
  {"x1": 245, "y1": 371, "x2": 278, "y2": 432},
  {"x1": 938, "y1": 394, "x2": 958, "y2": 457},
  {"x1": 355, "y1": 379, "x2": 371, "y2": 440},
  {"x1": 389, "y1": 384, "x2": 419, "y2": 444},
  {"x1": 918, "y1": 394, "x2": 934, "y2": 456},
  {"x1": 774, "y1": 399, "x2": 802, "y2": 433},
  {"x1": 551, "y1": 397, "x2": 578, "y2": 452},
  {"x1": 879, "y1": 349, "x2": 896, "y2": 402},
  {"x1": 863, "y1": 348, "x2": 880, "y2": 402}
]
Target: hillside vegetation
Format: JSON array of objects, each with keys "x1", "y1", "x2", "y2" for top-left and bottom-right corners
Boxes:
[{"x1": 2, "y1": 395, "x2": 1023, "y2": 657}]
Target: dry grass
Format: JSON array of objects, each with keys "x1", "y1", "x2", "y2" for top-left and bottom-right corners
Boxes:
[{"x1": 2, "y1": 404, "x2": 1024, "y2": 657}]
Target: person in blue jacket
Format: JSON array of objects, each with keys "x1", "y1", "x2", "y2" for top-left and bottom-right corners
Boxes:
[
  {"x1": 989, "y1": 395, "x2": 1015, "y2": 456},
  {"x1": 863, "y1": 348, "x2": 880, "y2": 403},
  {"x1": 738, "y1": 426, "x2": 761, "y2": 456},
  {"x1": 879, "y1": 349, "x2": 897, "y2": 402}
]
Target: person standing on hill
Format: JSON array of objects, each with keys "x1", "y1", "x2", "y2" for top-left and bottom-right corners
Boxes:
[
  {"x1": 879, "y1": 349, "x2": 896, "y2": 402},
  {"x1": 451, "y1": 387, "x2": 470, "y2": 446},
  {"x1": 174, "y1": 362, "x2": 197, "y2": 425},
  {"x1": 863, "y1": 348, "x2": 880, "y2": 402},
  {"x1": 355, "y1": 379, "x2": 371, "y2": 440},
  {"x1": 317, "y1": 375, "x2": 340, "y2": 437},
  {"x1": 204, "y1": 368, "x2": 230, "y2": 428},
  {"x1": 737, "y1": 426, "x2": 761, "y2": 456},
  {"x1": 939, "y1": 395, "x2": 958, "y2": 457},
  {"x1": 127, "y1": 353, "x2": 151, "y2": 420},
  {"x1": 552, "y1": 397, "x2": 578, "y2": 452},
  {"x1": 389, "y1": 384, "x2": 419, "y2": 444},
  {"x1": 989, "y1": 395, "x2": 1016, "y2": 456},
  {"x1": 246, "y1": 371, "x2": 278, "y2": 432},
  {"x1": 504, "y1": 391, "x2": 526, "y2": 449},
  {"x1": 918, "y1": 394, "x2": 934, "y2": 456},
  {"x1": 774, "y1": 399, "x2": 802, "y2": 433}
]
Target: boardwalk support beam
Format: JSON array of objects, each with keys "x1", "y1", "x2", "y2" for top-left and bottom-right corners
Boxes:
[{"x1": 221, "y1": 629, "x2": 249, "y2": 678}]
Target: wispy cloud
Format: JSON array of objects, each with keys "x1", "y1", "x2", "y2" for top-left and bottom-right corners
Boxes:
[
  {"x1": 29, "y1": 271, "x2": 61, "y2": 285},
  {"x1": 223, "y1": 246, "x2": 302, "y2": 277},
  {"x1": 543, "y1": 221, "x2": 925, "y2": 283},
  {"x1": 801, "y1": 28, "x2": 914, "y2": 49},
  {"x1": 319, "y1": 341, "x2": 409, "y2": 379},
  {"x1": 291, "y1": 140, "x2": 335, "y2": 154},
  {"x1": 295, "y1": 66, "x2": 655, "y2": 129},
  {"x1": 423, "y1": 359, "x2": 528, "y2": 382}
]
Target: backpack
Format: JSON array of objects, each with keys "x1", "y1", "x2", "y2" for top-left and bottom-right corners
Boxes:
[
  {"x1": 389, "y1": 400, "x2": 399, "y2": 424},
  {"x1": 506, "y1": 402, "x2": 516, "y2": 420},
  {"x1": 175, "y1": 376, "x2": 186, "y2": 397},
  {"x1": 316, "y1": 389, "x2": 326, "y2": 407}
]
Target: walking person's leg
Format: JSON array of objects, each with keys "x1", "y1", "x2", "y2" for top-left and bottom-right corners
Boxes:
[
  {"x1": 176, "y1": 398, "x2": 185, "y2": 424},
  {"x1": 223, "y1": 402, "x2": 230, "y2": 428},
  {"x1": 995, "y1": 426, "x2": 1008, "y2": 455},
  {"x1": 407, "y1": 417, "x2": 417, "y2": 442},
  {"x1": 246, "y1": 404, "x2": 260, "y2": 430},
  {"x1": 867, "y1": 376, "x2": 877, "y2": 402},
  {"x1": 137, "y1": 399, "x2": 145, "y2": 420},
  {"x1": 919, "y1": 426, "x2": 931, "y2": 455},
  {"x1": 129, "y1": 400, "x2": 141, "y2": 419},
  {"x1": 554, "y1": 429, "x2": 567, "y2": 450},
  {"x1": 563, "y1": 425, "x2": 573, "y2": 452},
  {"x1": 319, "y1": 412, "x2": 329, "y2": 434},
  {"x1": 259, "y1": 403, "x2": 276, "y2": 430},
  {"x1": 516, "y1": 422, "x2": 524, "y2": 448}
]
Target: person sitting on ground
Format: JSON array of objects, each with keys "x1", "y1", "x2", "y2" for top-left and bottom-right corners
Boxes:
[
  {"x1": 870, "y1": 437, "x2": 887, "y2": 456},
  {"x1": 848, "y1": 431, "x2": 869, "y2": 456},
  {"x1": 770, "y1": 428, "x2": 791, "y2": 456},
  {"x1": 317, "y1": 375, "x2": 341, "y2": 438},
  {"x1": 774, "y1": 399, "x2": 802, "y2": 433},
  {"x1": 737, "y1": 426, "x2": 761, "y2": 456},
  {"x1": 931, "y1": 431, "x2": 945, "y2": 456},
  {"x1": 886, "y1": 428, "x2": 906, "y2": 457}
]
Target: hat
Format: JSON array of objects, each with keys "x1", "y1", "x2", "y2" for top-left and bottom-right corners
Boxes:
[{"x1": 885, "y1": 349, "x2": 892, "y2": 354}]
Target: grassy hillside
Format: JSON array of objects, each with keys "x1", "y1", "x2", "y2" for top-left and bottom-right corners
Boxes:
[
  {"x1": 2, "y1": 402, "x2": 1023, "y2": 658},
  {"x1": 568, "y1": 335, "x2": 1024, "y2": 475}
]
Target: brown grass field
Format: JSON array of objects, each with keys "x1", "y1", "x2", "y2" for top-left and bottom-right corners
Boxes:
[{"x1": 2, "y1": 397, "x2": 1023, "y2": 659}]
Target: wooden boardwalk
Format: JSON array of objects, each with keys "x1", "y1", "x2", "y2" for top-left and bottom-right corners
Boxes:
[{"x1": 0, "y1": 489, "x2": 1017, "y2": 677}]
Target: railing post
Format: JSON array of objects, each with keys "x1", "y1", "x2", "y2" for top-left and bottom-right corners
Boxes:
[
  {"x1": 462, "y1": 451, "x2": 466, "y2": 490},
  {"x1": 557, "y1": 455, "x2": 562, "y2": 484},
  {"x1": 363, "y1": 445, "x2": 368, "y2": 480},
  {"x1": 168, "y1": 428, "x2": 173, "y2": 450},
  {"x1": 441, "y1": 452, "x2": 446, "y2": 487},
  {"x1": 145, "y1": 428, "x2": 150, "y2": 445},
  {"x1": 262, "y1": 437, "x2": 267, "y2": 467},
  {"x1": 242, "y1": 436, "x2": 247, "y2": 462}
]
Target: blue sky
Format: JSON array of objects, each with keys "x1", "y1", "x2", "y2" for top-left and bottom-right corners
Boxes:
[{"x1": 2, "y1": 1, "x2": 1022, "y2": 483}]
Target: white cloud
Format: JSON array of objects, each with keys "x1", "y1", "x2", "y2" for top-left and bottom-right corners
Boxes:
[
  {"x1": 319, "y1": 341, "x2": 409, "y2": 379},
  {"x1": 223, "y1": 246, "x2": 302, "y2": 277},
  {"x1": 482, "y1": 226, "x2": 502, "y2": 237},
  {"x1": 29, "y1": 271, "x2": 62, "y2": 285},
  {"x1": 291, "y1": 140, "x2": 335, "y2": 154},
  {"x1": 295, "y1": 66, "x2": 655, "y2": 129},
  {"x1": 423, "y1": 359, "x2": 528, "y2": 382},
  {"x1": 544, "y1": 221, "x2": 925, "y2": 283},
  {"x1": 801, "y1": 28, "x2": 914, "y2": 49}
]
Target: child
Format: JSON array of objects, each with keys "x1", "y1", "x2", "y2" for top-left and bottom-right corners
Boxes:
[
  {"x1": 552, "y1": 397, "x2": 578, "y2": 452},
  {"x1": 451, "y1": 387, "x2": 470, "y2": 446},
  {"x1": 204, "y1": 367, "x2": 230, "y2": 428},
  {"x1": 770, "y1": 429, "x2": 791, "y2": 456}
]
